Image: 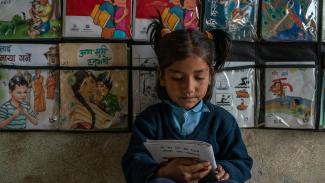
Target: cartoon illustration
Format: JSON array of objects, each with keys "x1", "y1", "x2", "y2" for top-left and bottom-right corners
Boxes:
[
  {"x1": 67, "y1": 71, "x2": 115, "y2": 129},
  {"x1": 183, "y1": 0, "x2": 199, "y2": 29},
  {"x1": 237, "y1": 99, "x2": 248, "y2": 110},
  {"x1": 216, "y1": 94, "x2": 232, "y2": 106},
  {"x1": 235, "y1": 89, "x2": 249, "y2": 98},
  {"x1": 262, "y1": 0, "x2": 317, "y2": 41},
  {"x1": 0, "y1": 0, "x2": 61, "y2": 39},
  {"x1": 162, "y1": 0, "x2": 184, "y2": 30},
  {"x1": 33, "y1": 70, "x2": 46, "y2": 112},
  {"x1": 270, "y1": 78, "x2": 293, "y2": 97},
  {"x1": 92, "y1": 0, "x2": 116, "y2": 38},
  {"x1": 0, "y1": 75, "x2": 38, "y2": 129},
  {"x1": 235, "y1": 77, "x2": 249, "y2": 88},
  {"x1": 113, "y1": 0, "x2": 129, "y2": 38},
  {"x1": 94, "y1": 72, "x2": 121, "y2": 117}
]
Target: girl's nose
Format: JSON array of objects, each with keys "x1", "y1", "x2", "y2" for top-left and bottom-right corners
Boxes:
[{"x1": 182, "y1": 77, "x2": 195, "y2": 94}]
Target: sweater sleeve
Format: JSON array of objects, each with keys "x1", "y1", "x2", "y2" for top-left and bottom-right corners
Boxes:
[
  {"x1": 215, "y1": 116, "x2": 253, "y2": 183},
  {"x1": 121, "y1": 114, "x2": 160, "y2": 183}
]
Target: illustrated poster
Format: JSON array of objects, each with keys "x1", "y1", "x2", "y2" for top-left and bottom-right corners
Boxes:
[
  {"x1": 203, "y1": 0, "x2": 258, "y2": 41},
  {"x1": 211, "y1": 62, "x2": 255, "y2": 128},
  {"x1": 265, "y1": 63, "x2": 316, "y2": 129},
  {"x1": 59, "y1": 43, "x2": 129, "y2": 130},
  {"x1": 134, "y1": 0, "x2": 201, "y2": 40},
  {"x1": 261, "y1": 0, "x2": 318, "y2": 41},
  {"x1": 0, "y1": 0, "x2": 61, "y2": 39},
  {"x1": 0, "y1": 44, "x2": 59, "y2": 130},
  {"x1": 64, "y1": 0, "x2": 132, "y2": 39},
  {"x1": 132, "y1": 45, "x2": 160, "y2": 117}
]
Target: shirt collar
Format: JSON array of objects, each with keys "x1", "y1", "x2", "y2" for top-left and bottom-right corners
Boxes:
[{"x1": 164, "y1": 100, "x2": 210, "y2": 113}]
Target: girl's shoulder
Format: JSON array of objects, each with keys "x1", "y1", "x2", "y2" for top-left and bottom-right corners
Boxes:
[{"x1": 137, "y1": 102, "x2": 167, "y2": 119}]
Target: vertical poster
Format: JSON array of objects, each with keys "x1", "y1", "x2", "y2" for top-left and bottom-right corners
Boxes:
[
  {"x1": 134, "y1": 0, "x2": 201, "y2": 40},
  {"x1": 59, "y1": 43, "x2": 129, "y2": 131},
  {"x1": 0, "y1": 44, "x2": 60, "y2": 130},
  {"x1": 261, "y1": 0, "x2": 318, "y2": 41},
  {"x1": 211, "y1": 62, "x2": 255, "y2": 128},
  {"x1": 265, "y1": 62, "x2": 316, "y2": 129},
  {"x1": 64, "y1": 0, "x2": 132, "y2": 39},
  {"x1": 0, "y1": 0, "x2": 61, "y2": 39},
  {"x1": 203, "y1": 0, "x2": 258, "y2": 41},
  {"x1": 132, "y1": 45, "x2": 160, "y2": 117}
]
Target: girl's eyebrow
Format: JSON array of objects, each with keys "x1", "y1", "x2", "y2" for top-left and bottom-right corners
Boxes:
[{"x1": 168, "y1": 68, "x2": 209, "y2": 73}]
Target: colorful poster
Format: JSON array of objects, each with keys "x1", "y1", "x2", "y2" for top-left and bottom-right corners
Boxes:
[
  {"x1": 132, "y1": 45, "x2": 160, "y2": 117},
  {"x1": 59, "y1": 43, "x2": 128, "y2": 67},
  {"x1": 134, "y1": 0, "x2": 201, "y2": 40},
  {"x1": 265, "y1": 62, "x2": 316, "y2": 129},
  {"x1": 0, "y1": 44, "x2": 59, "y2": 130},
  {"x1": 0, "y1": 0, "x2": 61, "y2": 39},
  {"x1": 261, "y1": 0, "x2": 318, "y2": 41},
  {"x1": 203, "y1": 0, "x2": 258, "y2": 41},
  {"x1": 211, "y1": 62, "x2": 255, "y2": 128},
  {"x1": 60, "y1": 70, "x2": 128, "y2": 130},
  {"x1": 64, "y1": 0, "x2": 132, "y2": 39}
]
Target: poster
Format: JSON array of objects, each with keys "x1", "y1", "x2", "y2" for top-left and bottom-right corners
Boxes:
[
  {"x1": 134, "y1": 0, "x2": 201, "y2": 40},
  {"x1": 211, "y1": 62, "x2": 255, "y2": 128},
  {"x1": 0, "y1": 0, "x2": 61, "y2": 39},
  {"x1": 261, "y1": 0, "x2": 318, "y2": 41},
  {"x1": 0, "y1": 44, "x2": 59, "y2": 130},
  {"x1": 265, "y1": 62, "x2": 316, "y2": 129},
  {"x1": 320, "y1": 70, "x2": 325, "y2": 129},
  {"x1": 64, "y1": 0, "x2": 132, "y2": 39},
  {"x1": 203, "y1": 0, "x2": 258, "y2": 41},
  {"x1": 59, "y1": 43, "x2": 129, "y2": 130},
  {"x1": 132, "y1": 45, "x2": 160, "y2": 117}
]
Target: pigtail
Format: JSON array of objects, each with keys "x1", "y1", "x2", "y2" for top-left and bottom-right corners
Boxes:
[
  {"x1": 208, "y1": 29, "x2": 232, "y2": 71},
  {"x1": 147, "y1": 11, "x2": 164, "y2": 53}
]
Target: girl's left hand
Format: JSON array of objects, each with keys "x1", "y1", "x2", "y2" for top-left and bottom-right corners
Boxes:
[{"x1": 215, "y1": 164, "x2": 230, "y2": 181}]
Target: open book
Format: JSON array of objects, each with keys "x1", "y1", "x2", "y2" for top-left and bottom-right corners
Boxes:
[{"x1": 144, "y1": 139, "x2": 217, "y2": 169}]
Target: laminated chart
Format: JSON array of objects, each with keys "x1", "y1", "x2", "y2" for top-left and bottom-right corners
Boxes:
[
  {"x1": 261, "y1": 0, "x2": 318, "y2": 41},
  {"x1": 134, "y1": 0, "x2": 201, "y2": 40},
  {"x1": 0, "y1": 0, "x2": 61, "y2": 39},
  {"x1": 64, "y1": 0, "x2": 132, "y2": 39},
  {"x1": 0, "y1": 44, "x2": 60, "y2": 130},
  {"x1": 203, "y1": 0, "x2": 258, "y2": 41},
  {"x1": 211, "y1": 62, "x2": 256, "y2": 128},
  {"x1": 132, "y1": 45, "x2": 160, "y2": 117},
  {"x1": 265, "y1": 62, "x2": 316, "y2": 129},
  {"x1": 59, "y1": 43, "x2": 128, "y2": 131}
]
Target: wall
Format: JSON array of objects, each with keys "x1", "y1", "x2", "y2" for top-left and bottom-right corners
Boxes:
[{"x1": 0, "y1": 129, "x2": 324, "y2": 183}]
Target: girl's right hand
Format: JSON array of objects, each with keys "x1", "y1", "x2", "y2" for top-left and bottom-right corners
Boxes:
[{"x1": 155, "y1": 157, "x2": 211, "y2": 183}]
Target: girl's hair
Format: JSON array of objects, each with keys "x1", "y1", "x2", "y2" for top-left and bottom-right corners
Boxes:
[
  {"x1": 71, "y1": 71, "x2": 96, "y2": 129},
  {"x1": 96, "y1": 72, "x2": 113, "y2": 90},
  {"x1": 147, "y1": 18, "x2": 231, "y2": 101}
]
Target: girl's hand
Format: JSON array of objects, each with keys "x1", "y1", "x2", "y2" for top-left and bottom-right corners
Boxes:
[
  {"x1": 215, "y1": 164, "x2": 230, "y2": 181},
  {"x1": 155, "y1": 158, "x2": 211, "y2": 183}
]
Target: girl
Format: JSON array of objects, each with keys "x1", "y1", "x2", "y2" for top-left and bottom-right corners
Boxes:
[{"x1": 122, "y1": 18, "x2": 252, "y2": 183}]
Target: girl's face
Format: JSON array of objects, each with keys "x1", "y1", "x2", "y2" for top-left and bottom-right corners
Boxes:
[
  {"x1": 183, "y1": 0, "x2": 196, "y2": 10},
  {"x1": 115, "y1": 0, "x2": 126, "y2": 7},
  {"x1": 79, "y1": 76, "x2": 96, "y2": 102},
  {"x1": 160, "y1": 56, "x2": 211, "y2": 109}
]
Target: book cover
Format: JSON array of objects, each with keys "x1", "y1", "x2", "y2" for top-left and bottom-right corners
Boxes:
[
  {"x1": 0, "y1": 44, "x2": 60, "y2": 130},
  {"x1": 132, "y1": 45, "x2": 160, "y2": 118},
  {"x1": 64, "y1": 0, "x2": 132, "y2": 39},
  {"x1": 211, "y1": 62, "x2": 255, "y2": 128},
  {"x1": 203, "y1": 0, "x2": 258, "y2": 41},
  {"x1": 59, "y1": 43, "x2": 129, "y2": 131},
  {"x1": 134, "y1": 0, "x2": 201, "y2": 40},
  {"x1": 261, "y1": 0, "x2": 318, "y2": 41},
  {"x1": 265, "y1": 62, "x2": 316, "y2": 129},
  {"x1": 0, "y1": 0, "x2": 61, "y2": 40}
]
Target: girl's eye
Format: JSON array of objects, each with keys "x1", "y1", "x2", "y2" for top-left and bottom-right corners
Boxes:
[
  {"x1": 195, "y1": 76, "x2": 206, "y2": 80},
  {"x1": 171, "y1": 77, "x2": 183, "y2": 81}
]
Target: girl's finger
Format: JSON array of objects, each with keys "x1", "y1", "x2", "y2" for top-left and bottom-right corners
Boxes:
[{"x1": 220, "y1": 172, "x2": 230, "y2": 181}]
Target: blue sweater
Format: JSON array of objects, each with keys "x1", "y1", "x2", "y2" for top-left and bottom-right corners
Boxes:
[{"x1": 122, "y1": 101, "x2": 253, "y2": 183}]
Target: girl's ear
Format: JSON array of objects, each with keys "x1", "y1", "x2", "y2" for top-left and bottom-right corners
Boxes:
[{"x1": 158, "y1": 68, "x2": 166, "y2": 87}]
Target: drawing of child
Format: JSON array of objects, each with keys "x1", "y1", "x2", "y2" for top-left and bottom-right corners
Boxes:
[{"x1": 0, "y1": 75, "x2": 38, "y2": 129}]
